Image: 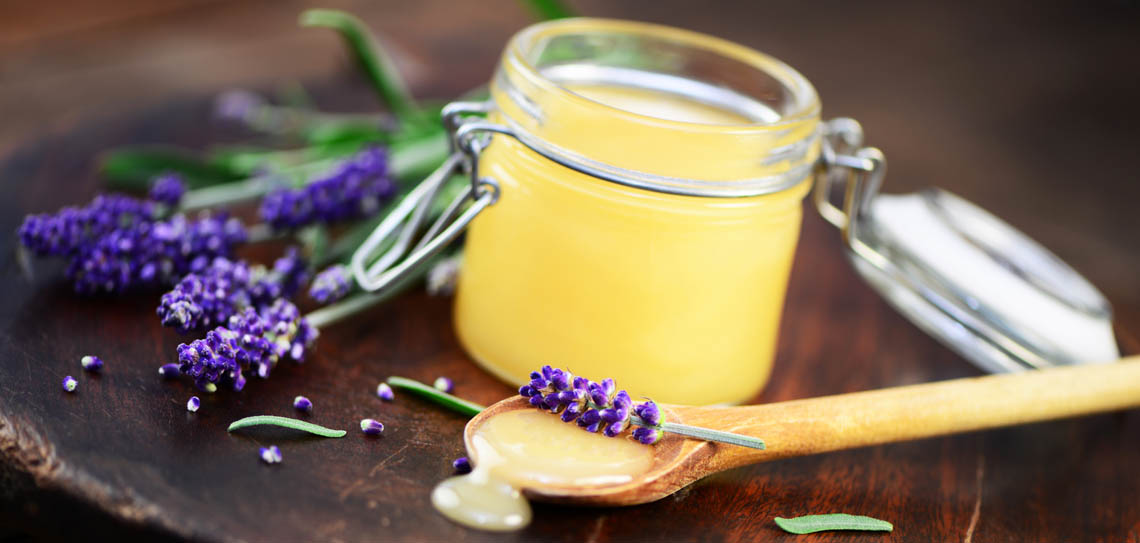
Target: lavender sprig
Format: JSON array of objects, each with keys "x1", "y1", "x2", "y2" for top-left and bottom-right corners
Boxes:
[
  {"x1": 260, "y1": 146, "x2": 395, "y2": 230},
  {"x1": 66, "y1": 211, "x2": 246, "y2": 294},
  {"x1": 19, "y1": 194, "x2": 157, "y2": 258},
  {"x1": 520, "y1": 365, "x2": 766, "y2": 449},
  {"x1": 158, "y1": 248, "x2": 309, "y2": 333},
  {"x1": 175, "y1": 299, "x2": 318, "y2": 391}
]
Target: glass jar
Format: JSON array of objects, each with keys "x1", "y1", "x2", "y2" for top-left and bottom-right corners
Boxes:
[
  {"x1": 348, "y1": 18, "x2": 1120, "y2": 407},
  {"x1": 451, "y1": 19, "x2": 820, "y2": 405}
]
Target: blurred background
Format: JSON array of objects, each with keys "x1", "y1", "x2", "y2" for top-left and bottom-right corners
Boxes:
[{"x1": 2, "y1": 0, "x2": 1138, "y2": 321}]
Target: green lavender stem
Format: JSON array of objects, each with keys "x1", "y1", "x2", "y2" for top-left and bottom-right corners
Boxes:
[
  {"x1": 643, "y1": 418, "x2": 765, "y2": 450},
  {"x1": 386, "y1": 377, "x2": 485, "y2": 417},
  {"x1": 300, "y1": 9, "x2": 418, "y2": 123},
  {"x1": 227, "y1": 415, "x2": 347, "y2": 437}
]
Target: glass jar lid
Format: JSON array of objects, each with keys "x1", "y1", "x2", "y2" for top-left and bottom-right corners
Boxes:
[{"x1": 819, "y1": 119, "x2": 1120, "y2": 373}]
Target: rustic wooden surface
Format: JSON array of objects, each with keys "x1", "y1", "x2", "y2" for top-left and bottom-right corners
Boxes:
[{"x1": 2, "y1": 1, "x2": 1139, "y2": 541}]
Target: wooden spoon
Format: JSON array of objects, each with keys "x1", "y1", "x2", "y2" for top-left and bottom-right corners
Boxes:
[{"x1": 464, "y1": 355, "x2": 1140, "y2": 506}]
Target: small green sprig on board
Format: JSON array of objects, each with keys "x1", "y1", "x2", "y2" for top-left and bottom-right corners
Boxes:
[
  {"x1": 774, "y1": 514, "x2": 894, "y2": 535},
  {"x1": 227, "y1": 415, "x2": 347, "y2": 438},
  {"x1": 386, "y1": 376, "x2": 485, "y2": 417}
]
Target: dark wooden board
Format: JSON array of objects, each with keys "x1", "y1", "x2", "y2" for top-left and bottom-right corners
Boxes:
[{"x1": 3, "y1": 1, "x2": 1140, "y2": 541}]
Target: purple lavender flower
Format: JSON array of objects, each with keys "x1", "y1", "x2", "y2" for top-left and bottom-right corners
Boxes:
[
  {"x1": 62, "y1": 375, "x2": 78, "y2": 392},
  {"x1": 634, "y1": 400, "x2": 661, "y2": 426},
  {"x1": 187, "y1": 396, "x2": 200, "y2": 412},
  {"x1": 20, "y1": 195, "x2": 156, "y2": 257},
  {"x1": 66, "y1": 211, "x2": 246, "y2": 294},
  {"x1": 632, "y1": 426, "x2": 663, "y2": 445},
  {"x1": 452, "y1": 457, "x2": 472, "y2": 474},
  {"x1": 519, "y1": 366, "x2": 665, "y2": 444},
  {"x1": 309, "y1": 264, "x2": 352, "y2": 304},
  {"x1": 259, "y1": 445, "x2": 283, "y2": 464},
  {"x1": 175, "y1": 299, "x2": 318, "y2": 391},
  {"x1": 433, "y1": 376, "x2": 454, "y2": 393},
  {"x1": 80, "y1": 355, "x2": 103, "y2": 372},
  {"x1": 149, "y1": 174, "x2": 187, "y2": 207},
  {"x1": 157, "y1": 248, "x2": 308, "y2": 334},
  {"x1": 376, "y1": 382, "x2": 394, "y2": 401},
  {"x1": 603, "y1": 419, "x2": 627, "y2": 438},
  {"x1": 259, "y1": 146, "x2": 395, "y2": 230},
  {"x1": 271, "y1": 247, "x2": 309, "y2": 298},
  {"x1": 360, "y1": 418, "x2": 384, "y2": 435},
  {"x1": 293, "y1": 395, "x2": 313, "y2": 413}
]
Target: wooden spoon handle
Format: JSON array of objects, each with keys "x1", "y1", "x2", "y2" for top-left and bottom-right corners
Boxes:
[{"x1": 678, "y1": 356, "x2": 1140, "y2": 471}]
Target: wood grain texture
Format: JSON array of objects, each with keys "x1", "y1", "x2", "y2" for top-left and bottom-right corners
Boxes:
[{"x1": 1, "y1": 1, "x2": 1139, "y2": 541}]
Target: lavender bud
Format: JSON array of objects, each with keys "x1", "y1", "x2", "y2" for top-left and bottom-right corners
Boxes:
[
  {"x1": 518, "y1": 385, "x2": 538, "y2": 397},
  {"x1": 528, "y1": 395, "x2": 543, "y2": 407},
  {"x1": 588, "y1": 383, "x2": 609, "y2": 407},
  {"x1": 603, "y1": 419, "x2": 627, "y2": 438},
  {"x1": 635, "y1": 400, "x2": 662, "y2": 426},
  {"x1": 360, "y1": 418, "x2": 385, "y2": 435},
  {"x1": 452, "y1": 457, "x2": 472, "y2": 474},
  {"x1": 540, "y1": 365, "x2": 554, "y2": 380},
  {"x1": 376, "y1": 382, "x2": 395, "y2": 401},
  {"x1": 259, "y1": 445, "x2": 283, "y2": 464},
  {"x1": 158, "y1": 363, "x2": 181, "y2": 378},
  {"x1": 599, "y1": 408, "x2": 626, "y2": 424},
  {"x1": 529, "y1": 371, "x2": 548, "y2": 390},
  {"x1": 613, "y1": 390, "x2": 633, "y2": 411},
  {"x1": 561, "y1": 402, "x2": 582, "y2": 423},
  {"x1": 293, "y1": 396, "x2": 313, "y2": 413},
  {"x1": 80, "y1": 355, "x2": 103, "y2": 372},
  {"x1": 433, "y1": 376, "x2": 454, "y2": 393},
  {"x1": 187, "y1": 396, "x2": 200, "y2": 412},
  {"x1": 600, "y1": 378, "x2": 616, "y2": 398},
  {"x1": 633, "y1": 426, "x2": 663, "y2": 445},
  {"x1": 577, "y1": 408, "x2": 601, "y2": 428},
  {"x1": 572, "y1": 377, "x2": 590, "y2": 390},
  {"x1": 62, "y1": 375, "x2": 78, "y2": 393},
  {"x1": 550, "y1": 369, "x2": 571, "y2": 391},
  {"x1": 542, "y1": 393, "x2": 561, "y2": 411},
  {"x1": 148, "y1": 174, "x2": 186, "y2": 207},
  {"x1": 556, "y1": 389, "x2": 582, "y2": 405},
  {"x1": 309, "y1": 264, "x2": 352, "y2": 304}
]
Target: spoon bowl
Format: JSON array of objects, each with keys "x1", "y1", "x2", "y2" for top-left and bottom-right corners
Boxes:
[{"x1": 465, "y1": 356, "x2": 1140, "y2": 506}]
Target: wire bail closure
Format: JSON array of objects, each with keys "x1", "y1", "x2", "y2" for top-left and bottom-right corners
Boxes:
[{"x1": 350, "y1": 102, "x2": 501, "y2": 294}]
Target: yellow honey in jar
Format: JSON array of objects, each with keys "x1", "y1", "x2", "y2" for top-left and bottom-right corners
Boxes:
[{"x1": 454, "y1": 19, "x2": 820, "y2": 405}]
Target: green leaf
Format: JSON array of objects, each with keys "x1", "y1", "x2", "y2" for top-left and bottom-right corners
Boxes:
[
  {"x1": 386, "y1": 376, "x2": 484, "y2": 417},
  {"x1": 299, "y1": 9, "x2": 418, "y2": 122},
  {"x1": 227, "y1": 415, "x2": 347, "y2": 438},
  {"x1": 774, "y1": 514, "x2": 893, "y2": 535},
  {"x1": 518, "y1": 0, "x2": 575, "y2": 20},
  {"x1": 99, "y1": 146, "x2": 243, "y2": 191}
]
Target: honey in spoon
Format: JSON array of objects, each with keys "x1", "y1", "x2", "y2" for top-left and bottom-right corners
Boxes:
[{"x1": 431, "y1": 409, "x2": 654, "y2": 531}]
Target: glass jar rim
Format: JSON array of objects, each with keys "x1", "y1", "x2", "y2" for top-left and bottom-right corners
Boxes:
[
  {"x1": 504, "y1": 18, "x2": 821, "y2": 132},
  {"x1": 490, "y1": 17, "x2": 823, "y2": 197}
]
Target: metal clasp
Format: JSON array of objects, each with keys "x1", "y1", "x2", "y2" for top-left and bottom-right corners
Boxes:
[{"x1": 350, "y1": 101, "x2": 505, "y2": 294}]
